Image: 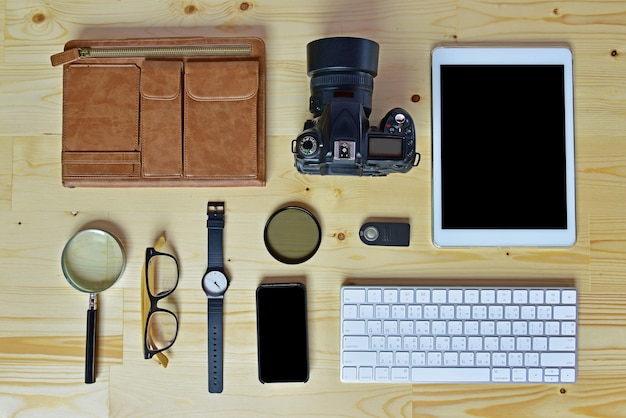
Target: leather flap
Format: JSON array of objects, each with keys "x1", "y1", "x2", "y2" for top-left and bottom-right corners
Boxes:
[
  {"x1": 185, "y1": 60, "x2": 258, "y2": 101},
  {"x1": 141, "y1": 61, "x2": 182, "y2": 100},
  {"x1": 63, "y1": 152, "x2": 140, "y2": 176}
]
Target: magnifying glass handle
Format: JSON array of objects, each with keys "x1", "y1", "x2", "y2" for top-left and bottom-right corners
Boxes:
[{"x1": 85, "y1": 293, "x2": 97, "y2": 384}]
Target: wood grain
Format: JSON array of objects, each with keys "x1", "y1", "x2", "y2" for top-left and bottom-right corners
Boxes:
[{"x1": 2, "y1": 0, "x2": 626, "y2": 416}]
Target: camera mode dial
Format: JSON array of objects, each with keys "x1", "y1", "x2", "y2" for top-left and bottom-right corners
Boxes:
[{"x1": 297, "y1": 135, "x2": 319, "y2": 157}]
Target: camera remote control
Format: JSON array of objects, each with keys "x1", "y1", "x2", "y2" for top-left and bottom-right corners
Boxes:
[{"x1": 359, "y1": 222, "x2": 410, "y2": 246}]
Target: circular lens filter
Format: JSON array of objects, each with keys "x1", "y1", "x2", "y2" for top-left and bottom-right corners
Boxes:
[{"x1": 264, "y1": 206, "x2": 321, "y2": 264}]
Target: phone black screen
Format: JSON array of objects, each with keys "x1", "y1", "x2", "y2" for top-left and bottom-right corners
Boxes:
[{"x1": 256, "y1": 283, "x2": 309, "y2": 383}]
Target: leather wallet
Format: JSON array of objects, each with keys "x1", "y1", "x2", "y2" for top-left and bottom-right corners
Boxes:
[{"x1": 51, "y1": 37, "x2": 266, "y2": 187}]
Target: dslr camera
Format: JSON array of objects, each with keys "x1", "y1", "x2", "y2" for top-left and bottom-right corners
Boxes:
[{"x1": 292, "y1": 37, "x2": 419, "y2": 176}]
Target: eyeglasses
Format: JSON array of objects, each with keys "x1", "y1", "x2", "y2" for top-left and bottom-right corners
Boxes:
[{"x1": 142, "y1": 236, "x2": 179, "y2": 367}]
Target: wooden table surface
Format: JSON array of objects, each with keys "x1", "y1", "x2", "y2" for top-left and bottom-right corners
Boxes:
[{"x1": 2, "y1": 0, "x2": 626, "y2": 417}]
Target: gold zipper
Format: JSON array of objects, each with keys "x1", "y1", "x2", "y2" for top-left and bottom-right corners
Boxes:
[
  {"x1": 78, "y1": 45, "x2": 252, "y2": 58},
  {"x1": 52, "y1": 44, "x2": 251, "y2": 66}
]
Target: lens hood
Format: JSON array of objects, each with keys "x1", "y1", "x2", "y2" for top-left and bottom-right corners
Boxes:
[{"x1": 306, "y1": 37, "x2": 379, "y2": 77}]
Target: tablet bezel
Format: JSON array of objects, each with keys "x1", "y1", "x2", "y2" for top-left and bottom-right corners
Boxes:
[{"x1": 431, "y1": 47, "x2": 576, "y2": 247}]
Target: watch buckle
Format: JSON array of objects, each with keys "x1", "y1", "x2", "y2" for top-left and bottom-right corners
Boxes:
[{"x1": 207, "y1": 202, "x2": 225, "y2": 216}]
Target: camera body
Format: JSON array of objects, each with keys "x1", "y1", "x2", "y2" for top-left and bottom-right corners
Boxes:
[{"x1": 292, "y1": 37, "x2": 418, "y2": 176}]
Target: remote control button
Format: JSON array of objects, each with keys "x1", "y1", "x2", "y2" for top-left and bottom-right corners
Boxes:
[{"x1": 363, "y1": 226, "x2": 379, "y2": 242}]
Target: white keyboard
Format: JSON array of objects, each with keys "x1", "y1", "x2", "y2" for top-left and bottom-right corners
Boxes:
[{"x1": 340, "y1": 286, "x2": 577, "y2": 384}]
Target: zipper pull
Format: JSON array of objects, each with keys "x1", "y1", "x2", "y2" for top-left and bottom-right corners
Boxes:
[{"x1": 51, "y1": 48, "x2": 80, "y2": 67}]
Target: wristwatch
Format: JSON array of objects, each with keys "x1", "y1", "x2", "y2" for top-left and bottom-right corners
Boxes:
[{"x1": 201, "y1": 202, "x2": 230, "y2": 393}]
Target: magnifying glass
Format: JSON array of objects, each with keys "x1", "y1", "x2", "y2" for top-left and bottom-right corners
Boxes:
[
  {"x1": 61, "y1": 229, "x2": 125, "y2": 384},
  {"x1": 264, "y1": 206, "x2": 321, "y2": 264}
]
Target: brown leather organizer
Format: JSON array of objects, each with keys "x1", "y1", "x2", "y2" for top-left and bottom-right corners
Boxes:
[{"x1": 51, "y1": 37, "x2": 266, "y2": 187}]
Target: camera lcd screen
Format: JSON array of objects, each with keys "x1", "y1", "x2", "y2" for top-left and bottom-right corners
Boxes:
[
  {"x1": 369, "y1": 136, "x2": 403, "y2": 159},
  {"x1": 431, "y1": 47, "x2": 576, "y2": 247}
]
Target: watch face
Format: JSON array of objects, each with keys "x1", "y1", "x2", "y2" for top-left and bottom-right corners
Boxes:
[{"x1": 202, "y1": 270, "x2": 229, "y2": 297}]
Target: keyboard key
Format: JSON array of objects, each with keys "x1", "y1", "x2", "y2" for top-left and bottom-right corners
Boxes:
[
  {"x1": 525, "y1": 353, "x2": 539, "y2": 367},
  {"x1": 541, "y1": 353, "x2": 576, "y2": 367},
  {"x1": 343, "y1": 320, "x2": 366, "y2": 334},
  {"x1": 554, "y1": 306, "x2": 577, "y2": 320},
  {"x1": 376, "y1": 305, "x2": 390, "y2": 318},
  {"x1": 342, "y1": 367, "x2": 357, "y2": 381},
  {"x1": 392, "y1": 305, "x2": 406, "y2": 319},
  {"x1": 400, "y1": 289, "x2": 414, "y2": 303},
  {"x1": 464, "y1": 290, "x2": 479, "y2": 304},
  {"x1": 497, "y1": 290, "x2": 512, "y2": 304},
  {"x1": 546, "y1": 290, "x2": 560, "y2": 304},
  {"x1": 481, "y1": 290, "x2": 495, "y2": 304},
  {"x1": 492, "y1": 368, "x2": 511, "y2": 382},
  {"x1": 343, "y1": 305, "x2": 358, "y2": 318},
  {"x1": 528, "y1": 368, "x2": 543, "y2": 382},
  {"x1": 513, "y1": 290, "x2": 529, "y2": 304},
  {"x1": 371, "y1": 336, "x2": 385, "y2": 350},
  {"x1": 367, "y1": 320, "x2": 381, "y2": 334},
  {"x1": 561, "y1": 369, "x2": 576, "y2": 383},
  {"x1": 343, "y1": 336, "x2": 369, "y2": 350},
  {"x1": 408, "y1": 305, "x2": 422, "y2": 319},
  {"x1": 359, "y1": 367, "x2": 373, "y2": 381},
  {"x1": 368, "y1": 289, "x2": 382, "y2": 303},
  {"x1": 344, "y1": 288, "x2": 366, "y2": 303},
  {"x1": 530, "y1": 290, "x2": 545, "y2": 304},
  {"x1": 432, "y1": 289, "x2": 447, "y2": 303},
  {"x1": 411, "y1": 367, "x2": 490, "y2": 383},
  {"x1": 449, "y1": 290, "x2": 463, "y2": 303},
  {"x1": 561, "y1": 290, "x2": 577, "y2": 304},
  {"x1": 392, "y1": 367, "x2": 410, "y2": 381},
  {"x1": 384, "y1": 289, "x2": 398, "y2": 303},
  {"x1": 400, "y1": 321, "x2": 414, "y2": 335},
  {"x1": 360, "y1": 305, "x2": 374, "y2": 318},
  {"x1": 512, "y1": 368, "x2": 527, "y2": 382},
  {"x1": 395, "y1": 352, "x2": 410, "y2": 366},
  {"x1": 379, "y1": 352, "x2": 393, "y2": 365},
  {"x1": 416, "y1": 290, "x2": 430, "y2": 303},
  {"x1": 375, "y1": 367, "x2": 389, "y2": 381},
  {"x1": 561, "y1": 322, "x2": 577, "y2": 336},
  {"x1": 411, "y1": 352, "x2": 426, "y2": 366},
  {"x1": 343, "y1": 351, "x2": 376, "y2": 365}
]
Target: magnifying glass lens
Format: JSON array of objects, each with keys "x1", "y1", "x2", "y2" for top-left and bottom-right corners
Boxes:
[{"x1": 62, "y1": 229, "x2": 125, "y2": 293}]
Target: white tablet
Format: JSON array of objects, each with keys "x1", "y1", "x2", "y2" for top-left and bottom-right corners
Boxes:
[{"x1": 431, "y1": 47, "x2": 576, "y2": 247}]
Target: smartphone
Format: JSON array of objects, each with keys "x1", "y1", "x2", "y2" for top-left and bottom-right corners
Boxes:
[{"x1": 256, "y1": 283, "x2": 309, "y2": 383}]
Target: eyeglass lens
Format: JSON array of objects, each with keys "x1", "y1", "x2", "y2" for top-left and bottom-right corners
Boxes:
[
  {"x1": 147, "y1": 254, "x2": 178, "y2": 297},
  {"x1": 146, "y1": 254, "x2": 178, "y2": 352}
]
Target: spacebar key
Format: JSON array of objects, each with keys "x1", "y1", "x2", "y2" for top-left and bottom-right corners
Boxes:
[{"x1": 411, "y1": 368, "x2": 491, "y2": 383}]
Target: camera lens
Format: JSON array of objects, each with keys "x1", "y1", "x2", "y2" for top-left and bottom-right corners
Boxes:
[{"x1": 306, "y1": 37, "x2": 379, "y2": 117}]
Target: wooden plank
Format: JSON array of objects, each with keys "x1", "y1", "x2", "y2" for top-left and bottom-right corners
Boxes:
[
  {"x1": 591, "y1": 217, "x2": 626, "y2": 291},
  {"x1": 0, "y1": 137, "x2": 11, "y2": 210}
]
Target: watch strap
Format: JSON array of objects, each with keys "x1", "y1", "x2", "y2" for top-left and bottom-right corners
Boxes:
[
  {"x1": 207, "y1": 202, "x2": 225, "y2": 269},
  {"x1": 207, "y1": 297, "x2": 224, "y2": 393}
]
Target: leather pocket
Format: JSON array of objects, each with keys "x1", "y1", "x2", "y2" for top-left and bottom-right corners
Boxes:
[
  {"x1": 63, "y1": 64, "x2": 141, "y2": 178},
  {"x1": 140, "y1": 60, "x2": 183, "y2": 177},
  {"x1": 63, "y1": 64, "x2": 140, "y2": 152},
  {"x1": 184, "y1": 60, "x2": 259, "y2": 178}
]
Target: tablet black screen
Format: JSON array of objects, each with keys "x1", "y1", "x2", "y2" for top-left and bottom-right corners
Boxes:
[{"x1": 440, "y1": 65, "x2": 568, "y2": 229}]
